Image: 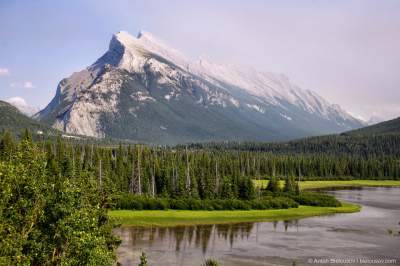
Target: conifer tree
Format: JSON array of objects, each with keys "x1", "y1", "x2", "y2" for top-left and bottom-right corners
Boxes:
[{"x1": 266, "y1": 176, "x2": 280, "y2": 193}]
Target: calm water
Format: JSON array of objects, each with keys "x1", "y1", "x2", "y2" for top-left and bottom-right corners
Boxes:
[{"x1": 115, "y1": 187, "x2": 400, "y2": 265}]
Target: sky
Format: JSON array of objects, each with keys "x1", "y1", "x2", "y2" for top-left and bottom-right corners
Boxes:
[{"x1": 0, "y1": 0, "x2": 399, "y2": 121}]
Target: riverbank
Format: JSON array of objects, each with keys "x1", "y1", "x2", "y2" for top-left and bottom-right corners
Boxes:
[
  {"x1": 253, "y1": 179, "x2": 400, "y2": 190},
  {"x1": 109, "y1": 202, "x2": 360, "y2": 227}
]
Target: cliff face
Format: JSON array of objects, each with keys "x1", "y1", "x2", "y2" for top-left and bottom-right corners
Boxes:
[{"x1": 36, "y1": 31, "x2": 363, "y2": 144}]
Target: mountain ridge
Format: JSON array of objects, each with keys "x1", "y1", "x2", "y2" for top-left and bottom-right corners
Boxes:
[
  {"x1": 0, "y1": 100, "x2": 58, "y2": 135},
  {"x1": 343, "y1": 117, "x2": 400, "y2": 136},
  {"x1": 36, "y1": 30, "x2": 364, "y2": 144}
]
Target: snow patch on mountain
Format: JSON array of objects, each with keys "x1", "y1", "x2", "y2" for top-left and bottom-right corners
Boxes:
[
  {"x1": 98, "y1": 30, "x2": 358, "y2": 125},
  {"x1": 247, "y1": 104, "x2": 265, "y2": 114},
  {"x1": 280, "y1": 113, "x2": 293, "y2": 121},
  {"x1": 131, "y1": 91, "x2": 156, "y2": 103},
  {"x1": 36, "y1": 30, "x2": 363, "y2": 141}
]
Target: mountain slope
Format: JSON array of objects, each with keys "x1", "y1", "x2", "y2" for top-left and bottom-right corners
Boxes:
[
  {"x1": 0, "y1": 100, "x2": 58, "y2": 135},
  {"x1": 344, "y1": 117, "x2": 400, "y2": 136},
  {"x1": 36, "y1": 31, "x2": 363, "y2": 144}
]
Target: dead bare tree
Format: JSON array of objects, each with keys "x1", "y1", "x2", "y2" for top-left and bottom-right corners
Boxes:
[
  {"x1": 185, "y1": 146, "x2": 191, "y2": 193},
  {"x1": 99, "y1": 159, "x2": 102, "y2": 190},
  {"x1": 215, "y1": 159, "x2": 219, "y2": 194},
  {"x1": 130, "y1": 150, "x2": 135, "y2": 194},
  {"x1": 137, "y1": 146, "x2": 142, "y2": 195}
]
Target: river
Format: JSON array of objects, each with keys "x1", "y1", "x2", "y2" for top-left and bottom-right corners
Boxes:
[{"x1": 114, "y1": 187, "x2": 400, "y2": 265}]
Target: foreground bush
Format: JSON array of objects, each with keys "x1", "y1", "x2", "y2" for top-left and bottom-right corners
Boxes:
[
  {"x1": 0, "y1": 140, "x2": 119, "y2": 265},
  {"x1": 114, "y1": 194, "x2": 299, "y2": 210}
]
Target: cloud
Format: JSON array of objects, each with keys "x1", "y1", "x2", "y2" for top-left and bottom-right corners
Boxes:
[
  {"x1": 9, "y1": 81, "x2": 36, "y2": 89},
  {"x1": 6, "y1": 96, "x2": 40, "y2": 116},
  {"x1": 23, "y1": 81, "x2": 35, "y2": 88},
  {"x1": 0, "y1": 68, "x2": 10, "y2": 76},
  {"x1": 7, "y1": 96, "x2": 27, "y2": 106}
]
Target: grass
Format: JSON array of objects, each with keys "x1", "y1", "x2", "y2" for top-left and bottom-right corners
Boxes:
[
  {"x1": 110, "y1": 180, "x2": 398, "y2": 227},
  {"x1": 109, "y1": 202, "x2": 360, "y2": 227},
  {"x1": 253, "y1": 179, "x2": 400, "y2": 190}
]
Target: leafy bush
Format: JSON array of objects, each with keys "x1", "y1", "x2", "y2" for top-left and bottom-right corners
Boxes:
[
  {"x1": 114, "y1": 194, "x2": 299, "y2": 211},
  {"x1": 0, "y1": 140, "x2": 119, "y2": 265},
  {"x1": 292, "y1": 192, "x2": 341, "y2": 207},
  {"x1": 138, "y1": 252, "x2": 148, "y2": 266},
  {"x1": 202, "y1": 258, "x2": 219, "y2": 266},
  {"x1": 169, "y1": 199, "x2": 189, "y2": 210}
]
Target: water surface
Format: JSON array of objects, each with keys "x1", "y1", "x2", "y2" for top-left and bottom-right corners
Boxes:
[{"x1": 115, "y1": 187, "x2": 400, "y2": 265}]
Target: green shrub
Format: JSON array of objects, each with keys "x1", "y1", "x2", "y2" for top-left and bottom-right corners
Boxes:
[
  {"x1": 292, "y1": 192, "x2": 341, "y2": 207},
  {"x1": 114, "y1": 194, "x2": 301, "y2": 211},
  {"x1": 138, "y1": 252, "x2": 148, "y2": 266},
  {"x1": 169, "y1": 199, "x2": 189, "y2": 210},
  {"x1": 202, "y1": 258, "x2": 219, "y2": 266}
]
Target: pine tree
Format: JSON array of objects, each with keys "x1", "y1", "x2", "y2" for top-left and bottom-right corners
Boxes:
[
  {"x1": 239, "y1": 176, "x2": 256, "y2": 200},
  {"x1": 266, "y1": 176, "x2": 280, "y2": 193},
  {"x1": 220, "y1": 176, "x2": 233, "y2": 199},
  {"x1": 0, "y1": 131, "x2": 14, "y2": 160},
  {"x1": 21, "y1": 128, "x2": 32, "y2": 142},
  {"x1": 283, "y1": 176, "x2": 296, "y2": 193}
]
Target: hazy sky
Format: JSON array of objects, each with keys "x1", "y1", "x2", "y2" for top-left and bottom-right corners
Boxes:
[{"x1": 1, "y1": 0, "x2": 399, "y2": 121}]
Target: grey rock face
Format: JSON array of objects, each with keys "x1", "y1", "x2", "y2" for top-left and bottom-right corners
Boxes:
[{"x1": 36, "y1": 31, "x2": 364, "y2": 144}]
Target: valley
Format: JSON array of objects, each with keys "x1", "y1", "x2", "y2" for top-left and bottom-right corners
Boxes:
[{"x1": 1, "y1": 4, "x2": 399, "y2": 264}]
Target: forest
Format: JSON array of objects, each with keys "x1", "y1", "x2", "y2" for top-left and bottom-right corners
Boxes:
[
  {"x1": 0, "y1": 129, "x2": 398, "y2": 264},
  {"x1": 2, "y1": 131, "x2": 400, "y2": 200}
]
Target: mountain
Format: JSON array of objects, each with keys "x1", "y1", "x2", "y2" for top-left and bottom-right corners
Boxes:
[
  {"x1": 0, "y1": 100, "x2": 58, "y2": 135},
  {"x1": 344, "y1": 117, "x2": 400, "y2": 136},
  {"x1": 36, "y1": 31, "x2": 363, "y2": 144}
]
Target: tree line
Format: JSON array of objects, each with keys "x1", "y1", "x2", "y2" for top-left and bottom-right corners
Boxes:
[
  {"x1": 184, "y1": 134, "x2": 400, "y2": 158},
  {"x1": 1, "y1": 130, "x2": 399, "y2": 202}
]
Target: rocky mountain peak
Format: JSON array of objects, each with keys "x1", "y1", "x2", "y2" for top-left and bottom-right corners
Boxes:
[{"x1": 36, "y1": 30, "x2": 364, "y2": 144}]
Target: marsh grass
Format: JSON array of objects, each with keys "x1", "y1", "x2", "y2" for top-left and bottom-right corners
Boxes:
[{"x1": 109, "y1": 202, "x2": 360, "y2": 227}]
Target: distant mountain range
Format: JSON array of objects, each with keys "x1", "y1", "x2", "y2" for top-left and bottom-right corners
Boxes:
[{"x1": 34, "y1": 31, "x2": 364, "y2": 144}]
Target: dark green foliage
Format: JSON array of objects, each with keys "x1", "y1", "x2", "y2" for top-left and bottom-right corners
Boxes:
[
  {"x1": 202, "y1": 258, "x2": 219, "y2": 266},
  {"x1": 0, "y1": 130, "x2": 14, "y2": 160},
  {"x1": 185, "y1": 134, "x2": 400, "y2": 158},
  {"x1": 220, "y1": 176, "x2": 234, "y2": 199},
  {"x1": 295, "y1": 181, "x2": 300, "y2": 195},
  {"x1": 283, "y1": 176, "x2": 296, "y2": 193},
  {"x1": 2, "y1": 129, "x2": 398, "y2": 209},
  {"x1": 0, "y1": 132, "x2": 119, "y2": 265},
  {"x1": 238, "y1": 176, "x2": 256, "y2": 200},
  {"x1": 266, "y1": 177, "x2": 281, "y2": 193},
  {"x1": 138, "y1": 252, "x2": 148, "y2": 266},
  {"x1": 292, "y1": 192, "x2": 341, "y2": 207},
  {"x1": 114, "y1": 195, "x2": 298, "y2": 210}
]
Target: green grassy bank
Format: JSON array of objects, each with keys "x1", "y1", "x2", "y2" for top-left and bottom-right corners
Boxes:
[
  {"x1": 253, "y1": 179, "x2": 400, "y2": 190},
  {"x1": 109, "y1": 202, "x2": 360, "y2": 227}
]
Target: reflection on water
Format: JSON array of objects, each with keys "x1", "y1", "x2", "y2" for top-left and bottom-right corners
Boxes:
[
  {"x1": 115, "y1": 220, "x2": 301, "y2": 265},
  {"x1": 118, "y1": 222, "x2": 270, "y2": 253},
  {"x1": 115, "y1": 187, "x2": 400, "y2": 266}
]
